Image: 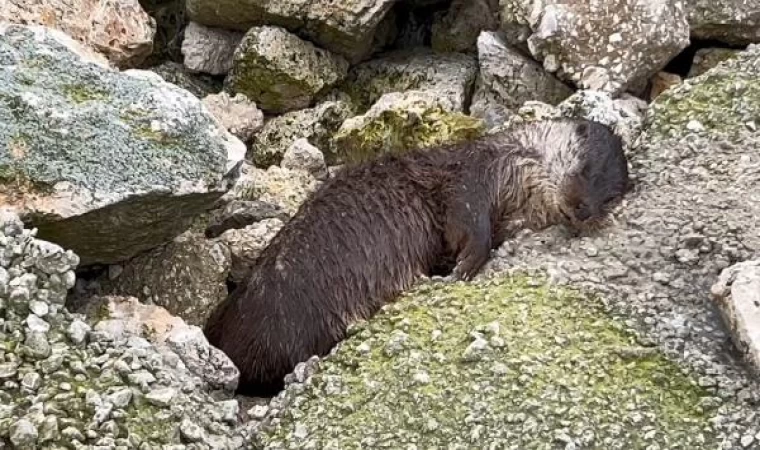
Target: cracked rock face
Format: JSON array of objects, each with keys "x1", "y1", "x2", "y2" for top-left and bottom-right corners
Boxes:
[
  {"x1": 0, "y1": 24, "x2": 244, "y2": 266},
  {"x1": 471, "y1": 31, "x2": 574, "y2": 130},
  {"x1": 225, "y1": 26, "x2": 350, "y2": 114},
  {"x1": 500, "y1": 0, "x2": 690, "y2": 94},
  {"x1": 185, "y1": 0, "x2": 396, "y2": 63}
]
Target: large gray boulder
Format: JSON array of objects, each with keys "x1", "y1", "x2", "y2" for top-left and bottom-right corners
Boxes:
[
  {"x1": 184, "y1": 0, "x2": 396, "y2": 63},
  {"x1": 226, "y1": 26, "x2": 350, "y2": 114},
  {"x1": 0, "y1": 24, "x2": 244, "y2": 266},
  {"x1": 499, "y1": 0, "x2": 690, "y2": 94}
]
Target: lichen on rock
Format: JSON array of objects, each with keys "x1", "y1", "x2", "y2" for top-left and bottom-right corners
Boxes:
[{"x1": 259, "y1": 276, "x2": 719, "y2": 449}]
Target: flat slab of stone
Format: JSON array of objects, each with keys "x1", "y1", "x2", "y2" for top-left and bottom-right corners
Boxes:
[{"x1": 0, "y1": 24, "x2": 243, "y2": 265}]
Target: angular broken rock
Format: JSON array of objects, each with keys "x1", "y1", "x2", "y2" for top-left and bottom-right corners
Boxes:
[
  {"x1": 281, "y1": 138, "x2": 329, "y2": 181},
  {"x1": 471, "y1": 31, "x2": 574, "y2": 130},
  {"x1": 184, "y1": 0, "x2": 396, "y2": 63},
  {"x1": 226, "y1": 26, "x2": 350, "y2": 114},
  {"x1": 217, "y1": 218, "x2": 285, "y2": 284},
  {"x1": 202, "y1": 91, "x2": 264, "y2": 143},
  {"x1": 0, "y1": 24, "x2": 244, "y2": 265},
  {"x1": 222, "y1": 163, "x2": 321, "y2": 216},
  {"x1": 205, "y1": 199, "x2": 289, "y2": 239},
  {"x1": 341, "y1": 48, "x2": 479, "y2": 113},
  {"x1": 102, "y1": 231, "x2": 232, "y2": 327},
  {"x1": 333, "y1": 90, "x2": 485, "y2": 163},
  {"x1": 711, "y1": 260, "x2": 760, "y2": 375},
  {"x1": 249, "y1": 99, "x2": 355, "y2": 168},
  {"x1": 181, "y1": 21, "x2": 244, "y2": 76},
  {"x1": 500, "y1": 0, "x2": 690, "y2": 94},
  {"x1": 85, "y1": 295, "x2": 240, "y2": 391},
  {"x1": 688, "y1": 0, "x2": 760, "y2": 45},
  {"x1": 688, "y1": 48, "x2": 743, "y2": 78},
  {"x1": 0, "y1": 0, "x2": 156, "y2": 68}
]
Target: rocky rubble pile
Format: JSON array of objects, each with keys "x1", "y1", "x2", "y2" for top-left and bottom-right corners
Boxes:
[{"x1": 0, "y1": 208, "x2": 245, "y2": 448}]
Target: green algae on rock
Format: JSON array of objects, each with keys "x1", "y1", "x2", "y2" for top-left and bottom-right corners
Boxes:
[
  {"x1": 332, "y1": 90, "x2": 485, "y2": 164},
  {"x1": 260, "y1": 276, "x2": 719, "y2": 449}
]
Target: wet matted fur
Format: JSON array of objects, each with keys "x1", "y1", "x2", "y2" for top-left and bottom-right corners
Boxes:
[{"x1": 204, "y1": 118, "x2": 630, "y2": 396}]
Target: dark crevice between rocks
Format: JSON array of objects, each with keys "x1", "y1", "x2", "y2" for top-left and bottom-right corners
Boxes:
[
  {"x1": 663, "y1": 38, "x2": 748, "y2": 78},
  {"x1": 138, "y1": 0, "x2": 188, "y2": 68},
  {"x1": 388, "y1": 0, "x2": 452, "y2": 51}
]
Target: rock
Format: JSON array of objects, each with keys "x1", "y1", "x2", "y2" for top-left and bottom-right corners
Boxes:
[
  {"x1": 342, "y1": 48, "x2": 478, "y2": 113},
  {"x1": 259, "y1": 278, "x2": 721, "y2": 447},
  {"x1": 205, "y1": 199, "x2": 289, "y2": 239},
  {"x1": 202, "y1": 92, "x2": 264, "y2": 143},
  {"x1": 226, "y1": 26, "x2": 350, "y2": 114},
  {"x1": 181, "y1": 21, "x2": 244, "y2": 76},
  {"x1": 150, "y1": 61, "x2": 223, "y2": 98},
  {"x1": 145, "y1": 387, "x2": 177, "y2": 407},
  {"x1": 0, "y1": 25, "x2": 244, "y2": 266},
  {"x1": 0, "y1": 0, "x2": 155, "y2": 68},
  {"x1": 223, "y1": 163, "x2": 321, "y2": 216},
  {"x1": 281, "y1": 139, "x2": 329, "y2": 181},
  {"x1": 205, "y1": 199, "x2": 288, "y2": 239},
  {"x1": 333, "y1": 90, "x2": 485, "y2": 163},
  {"x1": 10, "y1": 419, "x2": 38, "y2": 447},
  {"x1": 431, "y1": 0, "x2": 500, "y2": 53},
  {"x1": 102, "y1": 231, "x2": 231, "y2": 326},
  {"x1": 711, "y1": 260, "x2": 760, "y2": 376},
  {"x1": 688, "y1": 47, "x2": 743, "y2": 78},
  {"x1": 249, "y1": 100, "x2": 355, "y2": 168},
  {"x1": 84, "y1": 295, "x2": 240, "y2": 391},
  {"x1": 67, "y1": 319, "x2": 91, "y2": 345},
  {"x1": 688, "y1": 0, "x2": 760, "y2": 45},
  {"x1": 217, "y1": 218, "x2": 285, "y2": 284},
  {"x1": 184, "y1": 0, "x2": 396, "y2": 63},
  {"x1": 648, "y1": 72, "x2": 682, "y2": 102},
  {"x1": 500, "y1": 0, "x2": 690, "y2": 94},
  {"x1": 471, "y1": 31, "x2": 574, "y2": 130}
]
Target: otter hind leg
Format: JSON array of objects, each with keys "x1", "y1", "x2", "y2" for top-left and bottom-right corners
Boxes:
[{"x1": 443, "y1": 193, "x2": 493, "y2": 282}]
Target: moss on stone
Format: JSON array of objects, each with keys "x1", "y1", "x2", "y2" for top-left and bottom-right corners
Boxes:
[
  {"x1": 62, "y1": 83, "x2": 109, "y2": 104},
  {"x1": 260, "y1": 275, "x2": 719, "y2": 449},
  {"x1": 333, "y1": 105, "x2": 485, "y2": 163}
]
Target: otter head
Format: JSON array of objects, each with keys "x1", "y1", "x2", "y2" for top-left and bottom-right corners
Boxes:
[{"x1": 555, "y1": 120, "x2": 630, "y2": 230}]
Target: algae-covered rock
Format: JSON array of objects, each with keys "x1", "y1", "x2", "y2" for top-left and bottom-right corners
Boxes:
[
  {"x1": 0, "y1": 25, "x2": 243, "y2": 266},
  {"x1": 224, "y1": 163, "x2": 321, "y2": 217},
  {"x1": 341, "y1": 48, "x2": 478, "y2": 113},
  {"x1": 688, "y1": 47, "x2": 743, "y2": 78},
  {"x1": 333, "y1": 90, "x2": 484, "y2": 163},
  {"x1": 249, "y1": 100, "x2": 355, "y2": 167},
  {"x1": 688, "y1": 0, "x2": 760, "y2": 45},
  {"x1": 260, "y1": 276, "x2": 719, "y2": 448},
  {"x1": 226, "y1": 26, "x2": 350, "y2": 114},
  {"x1": 185, "y1": 0, "x2": 396, "y2": 63}
]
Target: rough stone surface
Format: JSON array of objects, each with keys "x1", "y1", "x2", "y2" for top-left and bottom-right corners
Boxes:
[
  {"x1": 0, "y1": 0, "x2": 156, "y2": 68},
  {"x1": 205, "y1": 199, "x2": 289, "y2": 239},
  {"x1": 688, "y1": 0, "x2": 760, "y2": 45},
  {"x1": 181, "y1": 21, "x2": 244, "y2": 76},
  {"x1": 712, "y1": 260, "x2": 760, "y2": 376},
  {"x1": 223, "y1": 163, "x2": 321, "y2": 217},
  {"x1": 101, "y1": 231, "x2": 231, "y2": 327},
  {"x1": 688, "y1": 47, "x2": 743, "y2": 78},
  {"x1": 0, "y1": 24, "x2": 244, "y2": 265},
  {"x1": 258, "y1": 278, "x2": 721, "y2": 448},
  {"x1": 226, "y1": 26, "x2": 350, "y2": 114},
  {"x1": 648, "y1": 71, "x2": 683, "y2": 102},
  {"x1": 0, "y1": 211, "x2": 244, "y2": 447},
  {"x1": 202, "y1": 91, "x2": 264, "y2": 143},
  {"x1": 471, "y1": 31, "x2": 574, "y2": 129},
  {"x1": 217, "y1": 218, "x2": 285, "y2": 284},
  {"x1": 341, "y1": 48, "x2": 479, "y2": 113},
  {"x1": 184, "y1": 0, "x2": 397, "y2": 62},
  {"x1": 431, "y1": 0, "x2": 500, "y2": 53},
  {"x1": 281, "y1": 138, "x2": 329, "y2": 181},
  {"x1": 333, "y1": 90, "x2": 485, "y2": 163},
  {"x1": 249, "y1": 100, "x2": 356, "y2": 168},
  {"x1": 500, "y1": 0, "x2": 690, "y2": 94}
]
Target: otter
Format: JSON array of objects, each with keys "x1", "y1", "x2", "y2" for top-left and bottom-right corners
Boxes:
[{"x1": 204, "y1": 118, "x2": 630, "y2": 396}]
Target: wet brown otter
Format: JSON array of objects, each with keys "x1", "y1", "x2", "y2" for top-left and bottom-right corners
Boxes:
[{"x1": 204, "y1": 118, "x2": 630, "y2": 396}]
